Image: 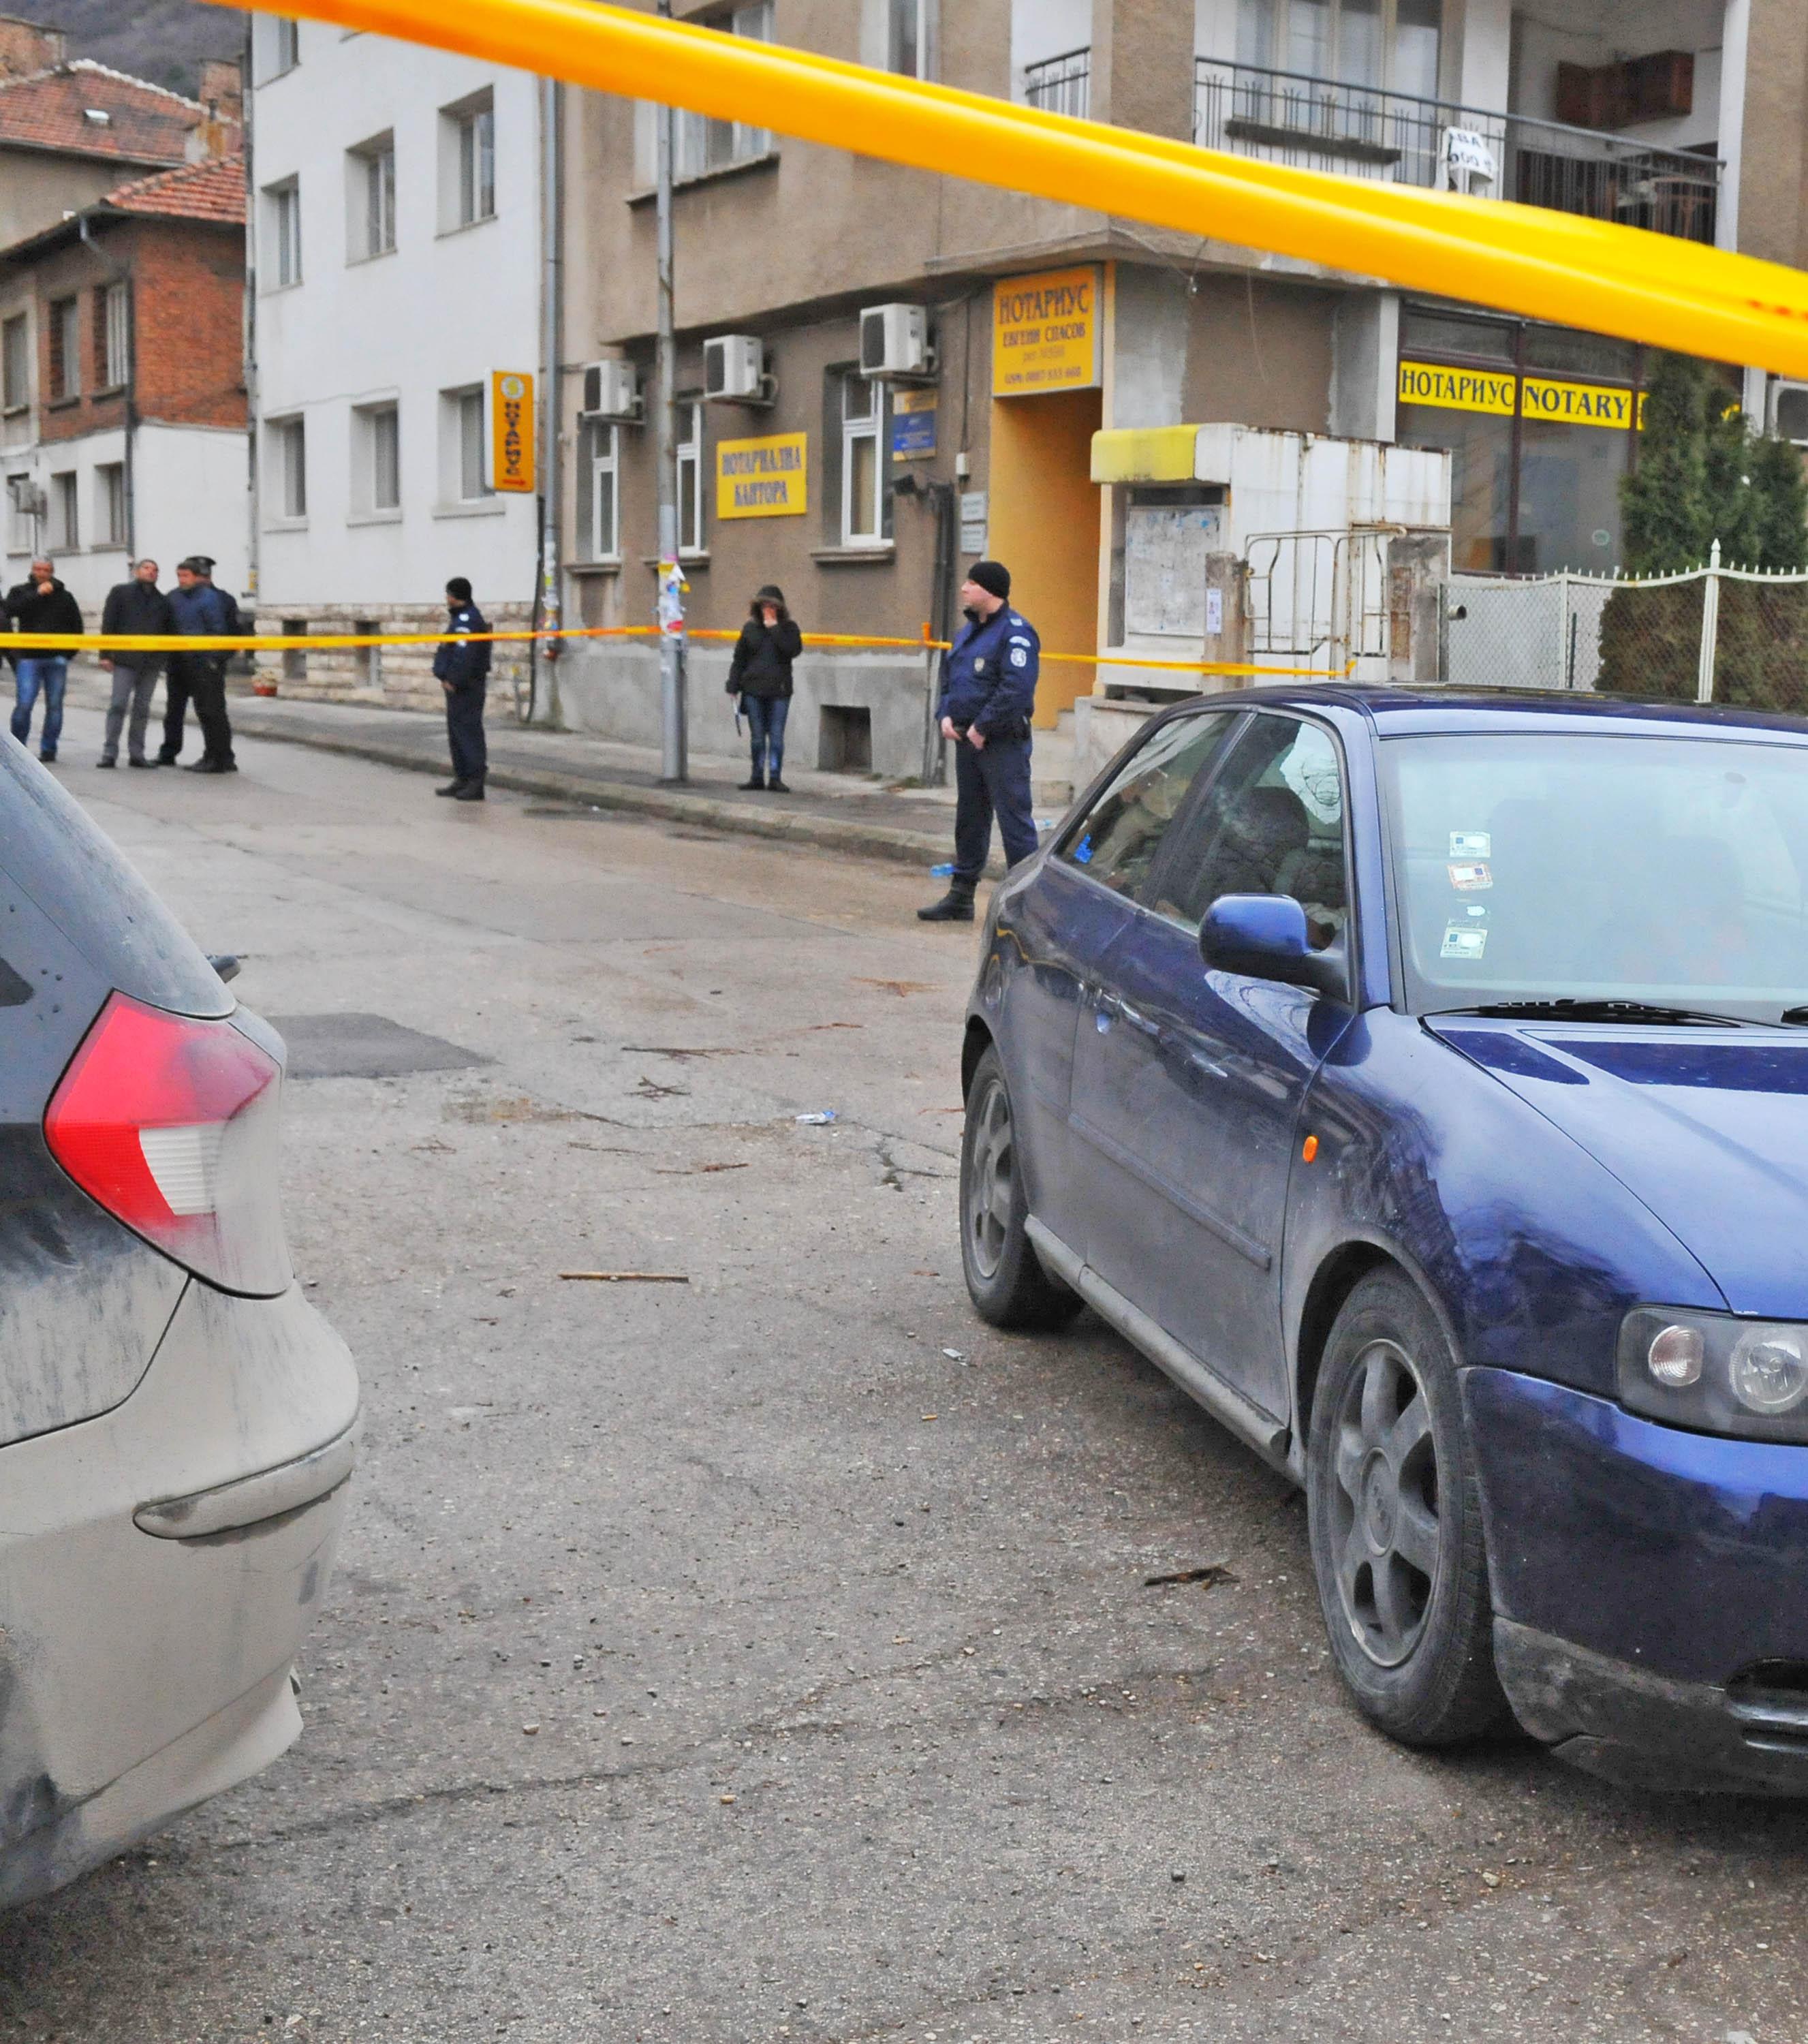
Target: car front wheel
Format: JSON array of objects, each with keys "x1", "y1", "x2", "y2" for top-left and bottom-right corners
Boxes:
[
  {"x1": 959, "y1": 1047, "x2": 1082, "y2": 1331},
  {"x1": 1306, "y1": 1269, "x2": 1508, "y2": 1746}
]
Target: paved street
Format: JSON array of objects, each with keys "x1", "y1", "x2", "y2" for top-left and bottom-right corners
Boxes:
[{"x1": 3, "y1": 706, "x2": 1805, "y2": 2044}]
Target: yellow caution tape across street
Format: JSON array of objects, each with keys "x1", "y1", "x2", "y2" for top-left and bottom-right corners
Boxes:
[{"x1": 223, "y1": 0, "x2": 1808, "y2": 377}]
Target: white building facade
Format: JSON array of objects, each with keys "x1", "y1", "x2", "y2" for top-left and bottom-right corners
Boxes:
[{"x1": 248, "y1": 16, "x2": 544, "y2": 706}]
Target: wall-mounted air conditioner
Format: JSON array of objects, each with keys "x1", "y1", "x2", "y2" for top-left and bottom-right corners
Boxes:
[
  {"x1": 580, "y1": 360, "x2": 642, "y2": 422},
  {"x1": 704, "y1": 334, "x2": 773, "y2": 405},
  {"x1": 860, "y1": 303, "x2": 934, "y2": 380}
]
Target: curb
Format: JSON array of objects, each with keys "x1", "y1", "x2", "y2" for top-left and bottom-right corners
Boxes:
[{"x1": 224, "y1": 709, "x2": 981, "y2": 873}]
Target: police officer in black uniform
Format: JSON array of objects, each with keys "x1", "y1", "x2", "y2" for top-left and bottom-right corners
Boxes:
[
  {"x1": 918, "y1": 560, "x2": 1040, "y2": 922},
  {"x1": 434, "y1": 576, "x2": 493, "y2": 802}
]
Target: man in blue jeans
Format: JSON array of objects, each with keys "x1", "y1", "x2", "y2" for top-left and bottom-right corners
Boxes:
[{"x1": 5, "y1": 557, "x2": 82, "y2": 763}]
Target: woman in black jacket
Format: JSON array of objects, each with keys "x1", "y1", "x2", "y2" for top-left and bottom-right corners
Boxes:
[{"x1": 726, "y1": 583, "x2": 802, "y2": 792}]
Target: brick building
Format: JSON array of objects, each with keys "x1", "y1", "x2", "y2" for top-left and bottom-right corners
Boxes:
[{"x1": 0, "y1": 36, "x2": 246, "y2": 617}]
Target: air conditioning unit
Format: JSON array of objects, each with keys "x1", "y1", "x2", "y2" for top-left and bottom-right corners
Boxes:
[
  {"x1": 7, "y1": 477, "x2": 45, "y2": 519},
  {"x1": 704, "y1": 334, "x2": 771, "y2": 404},
  {"x1": 860, "y1": 303, "x2": 933, "y2": 380},
  {"x1": 580, "y1": 360, "x2": 641, "y2": 422},
  {"x1": 1773, "y1": 380, "x2": 1808, "y2": 447}
]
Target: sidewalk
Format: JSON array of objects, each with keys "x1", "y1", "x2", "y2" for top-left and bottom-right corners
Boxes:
[{"x1": 63, "y1": 668, "x2": 1073, "y2": 874}]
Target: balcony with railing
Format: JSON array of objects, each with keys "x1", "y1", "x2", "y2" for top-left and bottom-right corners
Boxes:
[
  {"x1": 1025, "y1": 46, "x2": 1090, "y2": 122},
  {"x1": 1193, "y1": 58, "x2": 1721, "y2": 245}
]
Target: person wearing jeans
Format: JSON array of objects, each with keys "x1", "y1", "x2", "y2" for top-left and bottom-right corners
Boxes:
[
  {"x1": 726, "y1": 583, "x2": 801, "y2": 792},
  {"x1": 5, "y1": 558, "x2": 82, "y2": 762},
  {"x1": 98, "y1": 558, "x2": 174, "y2": 768}
]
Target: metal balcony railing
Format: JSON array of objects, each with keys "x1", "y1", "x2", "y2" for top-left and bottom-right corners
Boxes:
[
  {"x1": 1194, "y1": 57, "x2": 1721, "y2": 245},
  {"x1": 1025, "y1": 46, "x2": 1090, "y2": 121}
]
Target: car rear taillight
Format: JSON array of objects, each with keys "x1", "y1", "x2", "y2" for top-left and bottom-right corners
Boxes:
[{"x1": 44, "y1": 993, "x2": 291, "y2": 1296}]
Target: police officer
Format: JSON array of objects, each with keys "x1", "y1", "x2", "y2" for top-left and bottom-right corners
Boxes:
[
  {"x1": 918, "y1": 560, "x2": 1040, "y2": 922},
  {"x1": 434, "y1": 576, "x2": 493, "y2": 801}
]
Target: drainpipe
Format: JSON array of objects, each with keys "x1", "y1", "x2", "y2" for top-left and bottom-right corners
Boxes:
[
  {"x1": 533, "y1": 72, "x2": 563, "y2": 725},
  {"x1": 243, "y1": 14, "x2": 259, "y2": 626},
  {"x1": 78, "y1": 215, "x2": 135, "y2": 561}
]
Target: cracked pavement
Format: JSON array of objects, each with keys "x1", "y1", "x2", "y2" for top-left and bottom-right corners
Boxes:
[{"x1": 3, "y1": 711, "x2": 1805, "y2": 2043}]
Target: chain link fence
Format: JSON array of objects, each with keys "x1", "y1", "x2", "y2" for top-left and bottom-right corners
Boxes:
[{"x1": 1445, "y1": 555, "x2": 1808, "y2": 711}]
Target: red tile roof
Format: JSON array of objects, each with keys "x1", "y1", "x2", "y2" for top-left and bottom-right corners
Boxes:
[
  {"x1": 107, "y1": 152, "x2": 245, "y2": 226},
  {"x1": 0, "y1": 61, "x2": 225, "y2": 167}
]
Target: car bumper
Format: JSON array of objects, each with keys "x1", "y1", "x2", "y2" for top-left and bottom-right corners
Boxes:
[
  {"x1": 0, "y1": 1281, "x2": 358, "y2": 1906},
  {"x1": 1466, "y1": 1367, "x2": 1808, "y2": 1794}
]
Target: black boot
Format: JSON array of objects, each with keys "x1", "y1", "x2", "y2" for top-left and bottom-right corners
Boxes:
[
  {"x1": 917, "y1": 884, "x2": 976, "y2": 923},
  {"x1": 436, "y1": 780, "x2": 466, "y2": 797},
  {"x1": 739, "y1": 761, "x2": 766, "y2": 791}
]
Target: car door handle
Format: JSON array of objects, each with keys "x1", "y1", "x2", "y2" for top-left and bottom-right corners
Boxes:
[
  {"x1": 1115, "y1": 1000, "x2": 1163, "y2": 1040},
  {"x1": 1092, "y1": 990, "x2": 1121, "y2": 1032}
]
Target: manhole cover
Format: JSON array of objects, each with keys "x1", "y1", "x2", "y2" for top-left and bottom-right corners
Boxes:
[{"x1": 270, "y1": 1013, "x2": 490, "y2": 1080}]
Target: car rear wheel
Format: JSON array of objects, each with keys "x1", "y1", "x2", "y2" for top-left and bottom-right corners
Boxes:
[
  {"x1": 960, "y1": 1047, "x2": 1082, "y2": 1331},
  {"x1": 1306, "y1": 1269, "x2": 1508, "y2": 1745}
]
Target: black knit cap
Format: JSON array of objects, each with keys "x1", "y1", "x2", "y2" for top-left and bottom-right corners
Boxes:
[{"x1": 967, "y1": 559, "x2": 1010, "y2": 601}]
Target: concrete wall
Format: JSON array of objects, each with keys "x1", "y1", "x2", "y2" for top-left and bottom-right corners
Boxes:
[
  {"x1": 1735, "y1": 0, "x2": 1808, "y2": 268},
  {"x1": 1180, "y1": 275, "x2": 1340, "y2": 435},
  {"x1": 0, "y1": 147, "x2": 119, "y2": 254}
]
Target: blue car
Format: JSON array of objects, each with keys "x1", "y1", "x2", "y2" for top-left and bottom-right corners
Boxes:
[{"x1": 959, "y1": 685, "x2": 1808, "y2": 1793}]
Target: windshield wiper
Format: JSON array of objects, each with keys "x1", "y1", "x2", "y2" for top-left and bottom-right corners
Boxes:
[{"x1": 1430, "y1": 999, "x2": 1768, "y2": 1028}]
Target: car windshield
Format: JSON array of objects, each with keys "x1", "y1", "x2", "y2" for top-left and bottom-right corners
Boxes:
[{"x1": 1382, "y1": 731, "x2": 1808, "y2": 1022}]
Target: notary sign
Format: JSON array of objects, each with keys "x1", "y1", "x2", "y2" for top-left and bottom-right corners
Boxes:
[
  {"x1": 1397, "y1": 360, "x2": 1647, "y2": 431},
  {"x1": 993, "y1": 264, "x2": 1101, "y2": 396},
  {"x1": 717, "y1": 431, "x2": 808, "y2": 518},
  {"x1": 490, "y1": 371, "x2": 535, "y2": 493}
]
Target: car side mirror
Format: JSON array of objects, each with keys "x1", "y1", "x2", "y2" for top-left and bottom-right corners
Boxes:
[{"x1": 1199, "y1": 893, "x2": 1347, "y2": 999}]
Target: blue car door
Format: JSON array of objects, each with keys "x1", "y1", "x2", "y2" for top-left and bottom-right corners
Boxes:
[
  {"x1": 1071, "y1": 712, "x2": 1357, "y2": 1421},
  {"x1": 1001, "y1": 709, "x2": 1249, "y2": 1258}
]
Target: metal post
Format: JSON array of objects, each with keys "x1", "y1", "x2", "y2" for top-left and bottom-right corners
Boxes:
[
  {"x1": 533, "y1": 73, "x2": 563, "y2": 728},
  {"x1": 1697, "y1": 538, "x2": 1723, "y2": 705},
  {"x1": 655, "y1": 0, "x2": 687, "y2": 784}
]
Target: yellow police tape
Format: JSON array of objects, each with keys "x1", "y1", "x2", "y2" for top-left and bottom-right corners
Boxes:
[
  {"x1": 228, "y1": 0, "x2": 1808, "y2": 377},
  {"x1": 19, "y1": 622, "x2": 1354, "y2": 681}
]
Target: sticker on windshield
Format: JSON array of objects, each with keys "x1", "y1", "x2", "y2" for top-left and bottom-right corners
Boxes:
[
  {"x1": 1441, "y1": 923, "x2": 1489, "y2": 961},
  {"x1": 1450, "y1": 831, "x2": 1491, "y2": 858},
  {"x1": 1447, "y1": 861, "x2": 1493, "y2": 892}
]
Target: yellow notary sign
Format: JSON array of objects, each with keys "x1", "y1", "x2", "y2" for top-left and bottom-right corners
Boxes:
[
  {"x1": 1398, "y1": 360, "x2": 1646, "y2": 431},
  {"x1": 717, "y1": 431, "x2": 808, "y2": 518},
  {"x1": 993, "y1": 265, "x2": 1101, "y2": 397},
  {"x1": 490, "y1": 370, "x2": 536, "y2": 492}
]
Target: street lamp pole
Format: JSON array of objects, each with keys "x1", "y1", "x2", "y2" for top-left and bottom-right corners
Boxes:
[{"x1": 655, "y1": 0, "x2": 687, "y2": 782}]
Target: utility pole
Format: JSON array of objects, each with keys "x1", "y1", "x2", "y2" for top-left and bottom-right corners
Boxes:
[{"x1": 654, "y1": 0, "x2": 687, "y2": 782}]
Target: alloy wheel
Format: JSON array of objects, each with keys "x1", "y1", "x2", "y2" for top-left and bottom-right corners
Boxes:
[
  {"x1": 965, "y1": 1077, "x2": 1014, "y2": 1282},
  {"x1": 1328, "y1": 1337, "x2": 1442, "y2": 1668}
]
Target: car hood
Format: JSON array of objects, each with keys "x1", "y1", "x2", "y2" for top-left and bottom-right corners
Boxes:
[{"x1": 1427, "y1": 1019, "x2": 1808, "y2": 1317}]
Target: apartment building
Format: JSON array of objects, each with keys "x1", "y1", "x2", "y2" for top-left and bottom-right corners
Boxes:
[
  {"x1": 247, "y1": 16, "x2": 544, "y2": 707},
  {"x1": 549, "y1": 0, "x2": 1796, "y2": 779},
  {"x1": 0, "y1": 25, "x2": 247, "y2": 615}
]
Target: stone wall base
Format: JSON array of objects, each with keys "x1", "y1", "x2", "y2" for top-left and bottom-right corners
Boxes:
[{"x1": 249, "y1": 602, "x2": 533, "y2": 716}]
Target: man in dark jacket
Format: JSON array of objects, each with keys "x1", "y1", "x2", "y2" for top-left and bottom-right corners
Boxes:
[
  {"x1": 163, "y1": 555, "x2": 240, "y2": 773},
  {"x1": 433, "y1": 576, "x2": 492, "y2": 801},
  {"x1": 725, "y1": 583, "x2": 802, "y2": 791},
  {"x1": 918, "y1": 560, "x2": 1040, "y2": 923},
  {"x1": 5, "y1": 557, "x2": 82, "y2": 763},
  {"x1": 97, "y1": 559, "x2": 174, "y2": 769}
]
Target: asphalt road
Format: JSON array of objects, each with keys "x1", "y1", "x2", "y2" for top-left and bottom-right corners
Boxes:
[{"x1": 3, "y1": 708, "x2": 1803, "y2": 2044}]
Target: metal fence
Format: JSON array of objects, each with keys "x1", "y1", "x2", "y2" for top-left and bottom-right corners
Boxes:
[
  {"x1": 1193, "y1": 58, "x2": 1721, "y2": 241},
  {"x1": 1444, "y1": 548, "x2": 1808, "y2": 712},
  {"x1": 1025, "y1": 47, "x2": 1090, "y2": 121},
  {"x1": 1247, "y1": 529, "x2": 1393, "y2": 677}
]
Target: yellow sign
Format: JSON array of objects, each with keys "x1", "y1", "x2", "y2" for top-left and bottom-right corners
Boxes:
[
  {"x1": 993, "y1": 265, "x2": 1101, "y2": 397},
  {"x1": 717, "y1": 431, "x2": 808, "y2": 518},
  {"x1": 490, "y1": 371, "x2": 535, "y2": 492},
  {"x1": 1398, "y1": 360, "x2": 1646, "y2": 431}
]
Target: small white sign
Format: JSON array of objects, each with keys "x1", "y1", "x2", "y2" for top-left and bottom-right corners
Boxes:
[
  {"x1": 1206, "y1": 587, "x2": 1224, "y2": 637},
  {"x1": 960, "y1": 491, "x2": 988, "y2": 555},
  {"x1": 1442, "y1": 127, "x2": 1497, "y2": 180}
]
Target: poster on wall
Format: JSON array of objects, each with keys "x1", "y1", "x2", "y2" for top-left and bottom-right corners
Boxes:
[
  {"x1": 891, "y1": 389, "x2": 937, "y2": 461},
  {"x1": 992, "y1": 266, "x2": 1102, "y2": 397},
  {"x1": 490, "y1": 371, "x2": 535, "y2": 493},
  {"x1": 717, "y1": 432, "x2": 809, "y2": 518},
  {"x1": 1124, "y1": 501, "x2": 1224, "y2": 638}
]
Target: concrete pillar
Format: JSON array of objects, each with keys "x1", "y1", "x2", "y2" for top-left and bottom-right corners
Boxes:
[
  {"x1": 1330, "y1": 291, "x2": 1400, "y2": 444},
  {"x1": 1387, "y1": 533, "x2": 1446, "y2": 684},
  {"x1": 1734, "y1": 0, "x2": 1808, "y2": 270},
  {"x1": 1090, "y1": 0, "x2": 1196, "y2": 140}
]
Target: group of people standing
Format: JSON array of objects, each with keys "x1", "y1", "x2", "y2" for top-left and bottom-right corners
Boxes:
[{"x1": 5, "y1": 554, "x2": 239, "y2": 772}]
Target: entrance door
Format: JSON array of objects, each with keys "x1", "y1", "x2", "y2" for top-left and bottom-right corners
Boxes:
[{"x1": 1072, "y1": 712, "x2": 1356, "y2": 1419}]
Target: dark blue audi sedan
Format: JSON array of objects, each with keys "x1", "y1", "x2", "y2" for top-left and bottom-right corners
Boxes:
[{"x1": 959, "y1": 685, "x2": 1808, "y2": 1793}]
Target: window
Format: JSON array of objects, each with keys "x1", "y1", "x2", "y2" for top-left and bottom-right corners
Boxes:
[
  {"x1": 449, "y1": 95, "x2": 495, "y2": 228},
  {"x1": 670, "y1": 4, "x2": 772, "y2": 180},
  {"x1": 282, "y1": 617, "x2": 308, "y2": 683},
  {"x1": 274, "y1": 18, "x2": 299, "y2": 72},
  {"x1": 442, "y1": 386, "x2": 490, "y2": 502},
  {"x1": 2, "y1": 315, "x2": 27, "y2": 412},
  {"x1": 1157, "y1": 714, "x2": 1348, "y2": 945},
  {"x1": 266, "y1": 179, "x2": 302, "y2": 288},
  {"x1": 96, "y1": 462, "x2": 125, "y2": 546},
  {"x1": 581, "y1": 420, "x2": 619, "y2": 560},
  {"x1": 1235, "y1": 0, "x2": 1441, "y2": 99},
  {"x1": 1058, "y1": 713, "x2": 1245, "y2": 903},
  {"x1": 353, "y1": 620, "x2": 380, "y2": 690},
  {"x1": 269, "y1": 415, "x2": 307, "y2": 519},
  {"x1": 349, "y1": 136, "x2": 396, "y2": 260},
  {"x1": 97, "y1": 282, "x2": 129, "y2": 389},
  {"x1": 48, "y1": 296, "x2": 78, "y2": 401},
  {"x1": 676, "y1": 400, "x2": 704, "y2": 555},
  {"x1": 6, "y1": 473, "x2": 34, "y2": 552},
  {"x1": 354, "y1": 402, "x2": 401, "y2": 514},
  {"x1": 888, "y1": 0, "x2": 934, "y2": 78},
  {"x1": 48, "y1": 469, "x2": 77, "y2": 551},
  {"x1": 839, "y1": 372, "x2": 886, "y2": 546}
]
